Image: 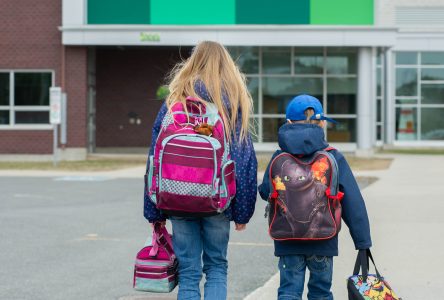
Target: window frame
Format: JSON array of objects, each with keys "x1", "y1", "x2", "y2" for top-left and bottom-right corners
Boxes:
[
  {"x1": 257, "y1": 47, "x2": 358, "y2": 143},
  {"x1": 0, "y1": 69, "x2": 55, "y2": 130},
  {"x1": 394, "y1": 52, "x2": 444, "y2": 141}
]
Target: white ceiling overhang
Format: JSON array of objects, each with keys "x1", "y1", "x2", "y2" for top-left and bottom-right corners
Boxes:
[{"x1": 60, "y1": 25, "x2": 398, "y2": 47}]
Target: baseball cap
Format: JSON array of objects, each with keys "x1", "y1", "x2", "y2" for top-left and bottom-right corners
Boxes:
[{"x1": 285, "y1": 94, "x2": 337, "y2": 123}]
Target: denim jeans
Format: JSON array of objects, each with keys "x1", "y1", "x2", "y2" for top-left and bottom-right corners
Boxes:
[
  {"x1": 278, "y1": 254, "x2": 333, "y2": 300},
  {"x1": 170, "y1": 214, "x2": 230, "y2": 300}
]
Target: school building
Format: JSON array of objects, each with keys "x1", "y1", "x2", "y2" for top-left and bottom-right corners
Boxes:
[{"x1": 1, "y1": 0, "x2": 444, "y2": 159}]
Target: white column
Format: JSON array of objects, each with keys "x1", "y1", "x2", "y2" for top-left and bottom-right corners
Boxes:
[
  {"x1": 357, "y1": 47, "x2": 374, "y2": 156},
  {"x1": 384, "y1": 48, "x2": 395, "y2": 145},
  {"x1": 62, "y1": 0, "x2": 86, "y2": 27}
]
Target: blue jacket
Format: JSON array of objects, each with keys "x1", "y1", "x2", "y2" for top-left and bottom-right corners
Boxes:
[
  {"x1": 144, "y1": 83, "x2": 258, "y2": 224},
  {"x1": 258, "y1": 123, "x2": 372, "y2": 257}
]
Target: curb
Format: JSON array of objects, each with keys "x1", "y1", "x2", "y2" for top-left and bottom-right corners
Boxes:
[{"x1": 243, "y1": 272, "x2": 279, "y2": 300}]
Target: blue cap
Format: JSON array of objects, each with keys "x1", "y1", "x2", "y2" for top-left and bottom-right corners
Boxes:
[{"x1": 286, "y1": 94, "x2": 337, "y2": 124}]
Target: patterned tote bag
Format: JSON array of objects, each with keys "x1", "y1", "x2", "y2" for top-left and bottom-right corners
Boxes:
[{"x1": 347, "y1": 249, "x2": 401, "y2": 300}]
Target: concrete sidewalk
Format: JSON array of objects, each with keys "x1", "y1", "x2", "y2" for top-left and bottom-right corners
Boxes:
[{"x1": 245, "y1": 154, "x2": 444, "y2": 299}]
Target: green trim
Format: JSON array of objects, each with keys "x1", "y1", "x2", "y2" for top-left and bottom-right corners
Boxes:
[
  {"x1": 150, "y1": 0, "x2": 235, "y2": 25},
  {"x1": 310, "y1": 0, "x2": 374, "y2": 25},
  {"x1": 236, "y1": 0, "x2": 310, "y2": 24},
  {"x1": 86, "y1": 0, "x2": 374, "y2": 25}
]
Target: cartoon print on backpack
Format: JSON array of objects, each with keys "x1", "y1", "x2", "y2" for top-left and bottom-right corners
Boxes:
[{"x1": 269, "y1": 153, "x2": 341, "y2": 240}]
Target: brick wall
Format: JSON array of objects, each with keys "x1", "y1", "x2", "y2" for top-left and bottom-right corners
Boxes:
[
  {"x1": 0, "y1": 0, "x2": 87, "y2": 154},
  {"x1": 95, "y1": 46, "x2": 191, "y2": 147},
  {"x1": 65, "y1": 47, "x2": 88, "y2": 148}
]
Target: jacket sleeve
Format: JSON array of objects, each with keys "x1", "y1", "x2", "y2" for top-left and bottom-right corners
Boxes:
[
  {"x1": 335, "y1": 151, "x2": 372, "y2": 250},
  {"x1": 258, "y1": 150, "x2": 281, "y2": 201},
  {"x1": 229, "y1": 119, "x2": 258, "y2": 224},
  {"x1": 143, "y1": 102, "x2": 168, "y2": 223}
]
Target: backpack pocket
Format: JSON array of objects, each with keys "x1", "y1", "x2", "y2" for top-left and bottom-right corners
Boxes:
[
  {"x1": 147, "y1": 155, "x2": 157, "y2": 204},
  {"x1": 219, "y1": 160, "x2": 236, "y2": 212},
  {"x1": 157, "y1": 134, "x2": 220, "y2": 214}
]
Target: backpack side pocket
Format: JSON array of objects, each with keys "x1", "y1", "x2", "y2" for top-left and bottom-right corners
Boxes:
[
  {"x1": 147, "y1": 155, "x2": 157, "y2": 204},
  {"x1": 219, "y1": 160, "x2": 236, "y2": 212}
]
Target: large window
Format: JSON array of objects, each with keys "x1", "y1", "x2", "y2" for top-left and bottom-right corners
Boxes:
[
  {"x1": 229, "y1": 47, "x2": 358, "y2": 143},
  {"x1": 0, "y1": 71, "x2": 53, "y2": 126},
  {"x1": 395, "y1": 52, "x2": 444, "y2": 141}
]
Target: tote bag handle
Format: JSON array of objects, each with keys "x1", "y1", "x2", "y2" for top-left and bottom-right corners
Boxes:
[{"x1": 353, "y1": 249, "x2": 382, "y2": 281}]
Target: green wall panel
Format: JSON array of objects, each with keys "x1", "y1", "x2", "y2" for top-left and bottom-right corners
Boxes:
[
  {"x1": 236, "y1": 0, "x2": 310, "y2": 24},
  {"x1": 150, "y1": 0, "x2": 235, "y2": 25},
  {"x1": 88, "y1": 0, "x2": 150, "y2": 24},
  {"x1": 310, "y1": 0, "x2": 373, "y2": 25},
  {"x1": 87, "y1": 0, "x2": 373, "y2": 25}
]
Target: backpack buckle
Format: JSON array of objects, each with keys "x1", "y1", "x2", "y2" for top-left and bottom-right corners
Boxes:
[{"x1": 325, "y1": 187, "x2": 344, "y2": 201}]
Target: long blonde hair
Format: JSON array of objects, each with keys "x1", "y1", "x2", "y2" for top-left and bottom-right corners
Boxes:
[{"x1": 166, "y1": 41, "x2": 253, "y2": 142}]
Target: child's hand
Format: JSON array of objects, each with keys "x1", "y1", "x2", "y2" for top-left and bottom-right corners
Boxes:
[
  {"x1": 235, "y1": 223, "x2": 246, "y2": 231},
  {"x1": 150, "y1": 221, "x2": 166, "y2": 228}
]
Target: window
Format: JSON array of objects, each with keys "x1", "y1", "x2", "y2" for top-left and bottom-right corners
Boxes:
[
  {"x1": 228, "y1": 47, "x2": 358, "y2": 143},
  {"x1": 0, "y1": 71, "x2": 53, "y2": 126},
  {"x1": 326, "y1": 48, "x2": 357, "y2": 75},
  {"x1": 228, "y1": 47, "x2": 259, "y2": 74},
  {"x1": 376, "y1": 50, "x2": 385, "y2": 142},
  {"x1": 395, "y1": 52, "x2": 444, "y2": 141},
  {"x1": 325, "y1": 48, "x2": 357, "y2": 143},
  {"x1": 326, "y1": 78, "x2": 357, "y2": 114},
  {"x1": 294, "y1": 48, "x2": 324, "y2": 74},
  {"x1": 262, "y1": 47, "x2": 291, "y2": 75}
]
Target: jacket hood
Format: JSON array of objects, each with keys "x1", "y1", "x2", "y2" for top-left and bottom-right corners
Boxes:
[{"x1": 278, "y1": 123, "x2": 329, "y2": 155}]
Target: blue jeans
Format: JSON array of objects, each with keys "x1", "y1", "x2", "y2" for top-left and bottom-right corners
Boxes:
[
  {"x1": 170, "y1": 214, "x2": 230, "y2": 300},
  {"x1": 278, "y1": 254, "x2": 333, "y2": 300}
]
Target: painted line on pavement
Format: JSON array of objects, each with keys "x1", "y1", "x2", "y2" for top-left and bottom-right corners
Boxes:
[
  {"x1": 228, "y1": 241, "x2": 273, "y2": 247},
  {"x1": 53, "y1": 176, "x2": 112, "y2": 181},
  {"x1": 13, "y1": 193, "x2": 54, "y2": 199}
]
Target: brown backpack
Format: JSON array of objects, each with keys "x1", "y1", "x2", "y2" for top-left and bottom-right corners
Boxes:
[{"x1": 267, "y1": 149, "x2": 343, "y2": 241}]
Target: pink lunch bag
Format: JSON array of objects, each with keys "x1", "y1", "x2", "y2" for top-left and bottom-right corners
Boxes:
[{"x1": 133, "y1": 224, "x2": 178, "y2": 293}]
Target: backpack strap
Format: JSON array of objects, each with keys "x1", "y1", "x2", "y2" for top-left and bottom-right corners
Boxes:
[{"x1": 316, "y1": 149, "x2": 344, "y2": 201}]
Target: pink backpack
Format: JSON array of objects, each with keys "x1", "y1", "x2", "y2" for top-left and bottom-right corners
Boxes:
[{"x1": 147, "y1": 97, "x2": 236, "y2": 216}]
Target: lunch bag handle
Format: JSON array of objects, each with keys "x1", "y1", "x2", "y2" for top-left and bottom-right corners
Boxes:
[{"x1": 149, "y1": 223, "x2": 174, "y2": 259}]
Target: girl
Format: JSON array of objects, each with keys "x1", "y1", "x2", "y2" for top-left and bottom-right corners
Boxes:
[{"x1": 143, "y1": 41, "x2": 258, "y2": 300}]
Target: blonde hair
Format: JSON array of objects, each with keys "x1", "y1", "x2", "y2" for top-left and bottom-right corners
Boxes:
[
  {"x1": 290, "y1": 109, "x2": 323, "y2": 126},
  {"x1": 304, "y1": 109, "x2": 320, "y2": 124},
  {"x1": 166, "y1": 41, "x2": 253, "y2": 142}
]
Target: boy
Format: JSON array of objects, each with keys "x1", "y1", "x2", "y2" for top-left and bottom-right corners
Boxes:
[{"x1": 258, "y1": 94, "x2": 372, "y2": 300}]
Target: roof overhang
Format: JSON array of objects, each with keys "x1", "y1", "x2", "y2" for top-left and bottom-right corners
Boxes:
[
  {"x1": 60, "y1": 25, "x2": 398, "y2": 47},
  {"x1": 394, "y1": 30, "x2": 444, "y2": 51}
]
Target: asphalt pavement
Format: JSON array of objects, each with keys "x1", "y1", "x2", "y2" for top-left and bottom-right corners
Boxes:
[
  {"x1": 246, "y1": 154, "x2": 444, "y2": 300},
  {"x1": 2, "y1": 154, "x2": 444, "y2": 299},
  {"x1": 0, "y1": 171, "x2": 276, "y2": 300}
]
